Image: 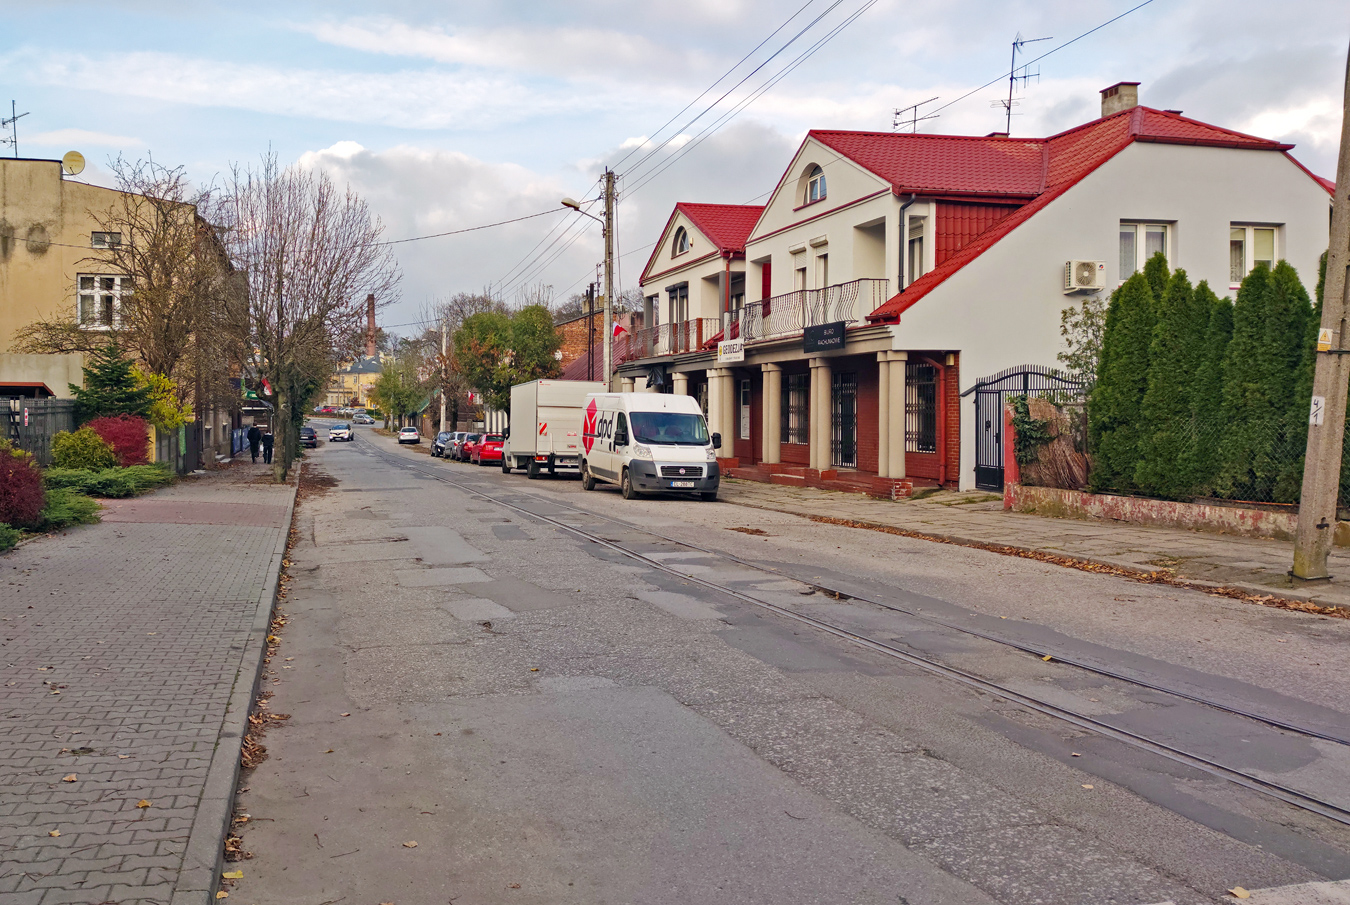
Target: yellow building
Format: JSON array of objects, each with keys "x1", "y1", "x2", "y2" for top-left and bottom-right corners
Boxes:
[
  {"x1": 324, "y1": 355, "x2": 383, "y2": 408},
  {"x1": 0, "y1": 156, "x2": 133, "y2": 395}
]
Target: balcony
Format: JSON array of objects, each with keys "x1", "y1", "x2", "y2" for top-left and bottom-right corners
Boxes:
[
  {"x1": 621, "y1": 318, "x2": 720, "y2": 363},
  {"x1": 737, "y1": 278, "x2": 890, "y2": 343}
]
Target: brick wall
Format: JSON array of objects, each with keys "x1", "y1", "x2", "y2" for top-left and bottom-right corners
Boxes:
[
  {"x1": 855, "y1": 356, "x2": 879, "y2": 474},
  {"x1": 557, "y1": 311, "x2": 643, "y2": 370},
  {"x1": 944, "y1": 353, "x2": 960, "y2": 486}
]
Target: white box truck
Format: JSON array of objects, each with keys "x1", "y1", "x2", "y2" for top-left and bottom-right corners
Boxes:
[
  {"x1": 503, "y1": 380, "x2": 606, "y2": 478},
  {"x1": 581, "y1": 392, "x2": 722, "y2": 500}
]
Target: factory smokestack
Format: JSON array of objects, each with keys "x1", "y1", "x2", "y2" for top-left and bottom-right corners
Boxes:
[{"x1": 364, "y1": 294, "x2": 377, "y2": 358}]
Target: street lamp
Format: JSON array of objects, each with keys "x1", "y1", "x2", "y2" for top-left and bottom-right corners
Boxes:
[{"x1": 562, "y1": 173, "x2": 616, "y2": 388}]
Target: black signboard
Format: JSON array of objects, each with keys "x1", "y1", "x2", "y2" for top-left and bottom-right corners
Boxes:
[{"x1": 803, "y1": 320, "x2": 846, "y2": 353}]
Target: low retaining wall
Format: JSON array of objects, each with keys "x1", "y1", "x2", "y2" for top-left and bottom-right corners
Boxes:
[{"x1": 1005, "y1": 483, "x2": 1350, "y2": 547}]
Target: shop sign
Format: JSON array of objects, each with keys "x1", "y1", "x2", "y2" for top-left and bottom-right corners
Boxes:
[
  {"x1": 718, "y1": 339, "x2": 745, "y2": 363},
  {"x1": 804, "y1": 321, "x2": 846, "y2": 353}
]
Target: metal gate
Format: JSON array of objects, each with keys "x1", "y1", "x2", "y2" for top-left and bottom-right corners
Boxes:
[
  {"x1": 961, "y1": 365, "x2": 1085, "y2": 491},
  {"x1": 831, "y1": 372, "x2": 857, "y2": 469}
]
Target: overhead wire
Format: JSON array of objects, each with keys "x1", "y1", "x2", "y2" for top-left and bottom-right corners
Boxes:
[{"x1": 491, "y1": 184, "x2": 601, "y2": 294}]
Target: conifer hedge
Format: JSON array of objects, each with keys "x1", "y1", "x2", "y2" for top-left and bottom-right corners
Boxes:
[{"x1": 1087, "y1": 253, "x2": 1329, "y2": 504}]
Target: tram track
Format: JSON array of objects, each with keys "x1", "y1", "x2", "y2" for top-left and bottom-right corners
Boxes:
[{"x1": 352, "y1": 433, "x2": 1350, "y2": 831}]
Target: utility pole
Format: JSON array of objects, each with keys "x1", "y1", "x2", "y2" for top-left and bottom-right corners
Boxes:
[
  {"x1": 603, "y1": 169, "x2": 616, "y2": 390},
  {"x1": 1293, "y1": 48, "x2": 1350, "y2": 580},
  {"x1": 439, "y1": 312, "x2": 449, "y2": 432}
]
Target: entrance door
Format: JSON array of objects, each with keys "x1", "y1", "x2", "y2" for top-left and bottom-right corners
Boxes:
[{"x1": 831, "y1": 372, "x2": 857, "y2": 469}]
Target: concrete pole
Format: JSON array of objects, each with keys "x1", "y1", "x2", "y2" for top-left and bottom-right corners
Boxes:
[
  {"x1": 673, "y1": 372, "x2": 689, "y2": 396},
  {"x1": 877, "y1": 353, "x2": 891, "y2": 478},
  {"x1": 762, "y1": 363, "x2": 782, "y2": 465},
  {"x1": 603, "y1": 169, "x2": 616, "y2": 390},
  {"x1": 439, "y1": 313, "x2": 448, "y2": 432},
  {"x1": 1293, "y1": 50, "x2": 1350, "y2": 580}
]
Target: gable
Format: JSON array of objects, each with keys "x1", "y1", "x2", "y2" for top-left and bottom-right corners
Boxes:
[{"x1": 749, "y1": 136, "x2": 891, "y2": 244}]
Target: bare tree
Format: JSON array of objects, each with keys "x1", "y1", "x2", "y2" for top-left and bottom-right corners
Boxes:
[
  {"x1": 217, "y1": 153, "x2": 400, "y2": 480},
  {"x1": 14, "y1": 157, "x2": 243, "y2": 417}
]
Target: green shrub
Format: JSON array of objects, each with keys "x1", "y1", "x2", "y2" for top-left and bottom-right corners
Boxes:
[
  {"x1": 36, "y1": 488, "x2": 101, "y2": 531},
  {"x1": 0, "y1": 524, "x2": 19, "y2": 552},
  {"x1": 43, "y1": 464, "x2": 174, "y2": 498},
  {"x1": 51, "y1": 428, "x2": 117, "y2": 470}
]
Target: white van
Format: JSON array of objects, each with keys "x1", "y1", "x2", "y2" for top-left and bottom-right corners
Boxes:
[{"x1": 581, "y1": 393, "x2": 722, "y2": 500}]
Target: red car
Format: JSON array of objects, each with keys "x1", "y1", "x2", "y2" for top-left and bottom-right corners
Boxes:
[{"x1": 471, "y1": 433, "x2": 505, "y2": 466}]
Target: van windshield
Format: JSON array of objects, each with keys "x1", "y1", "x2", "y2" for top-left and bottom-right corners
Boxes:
[{"x1": 630, "y1": 411, "x2": 709, "y2": 446}]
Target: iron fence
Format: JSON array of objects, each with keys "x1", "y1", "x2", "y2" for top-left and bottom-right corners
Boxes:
[{"x1": 3, "y1": 397, "x2": 78, "y2": 467}]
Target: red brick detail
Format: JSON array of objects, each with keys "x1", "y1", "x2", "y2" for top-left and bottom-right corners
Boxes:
[
  {"x1": 770, "y1": 473, "x2": 805, "y2": 487},
  {"x1": 855, "y1": 357, "x2": 880, "y2": 475}
]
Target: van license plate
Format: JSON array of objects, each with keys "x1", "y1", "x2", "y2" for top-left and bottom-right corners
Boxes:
[{"x1": 670, "y1": 480, "x2": 696, "y2": 488}]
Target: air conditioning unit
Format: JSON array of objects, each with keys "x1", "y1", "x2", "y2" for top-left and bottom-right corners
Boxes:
[{"x1": 1064, "y1": 260, "x2": 1107, "y2": 292}]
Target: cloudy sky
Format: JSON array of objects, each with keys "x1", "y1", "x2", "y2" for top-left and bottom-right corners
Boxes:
[{"x1": 5, "y1": 0, "x2": 1346, "y2": 332}]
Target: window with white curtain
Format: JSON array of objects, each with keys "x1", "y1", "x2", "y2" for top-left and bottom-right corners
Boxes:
[
  {"x1": 1119, "y1": 222, "x2": 1169, "y2": 279},
  {"x1": 1229, "y1": 224, "x2": 1279, "y2": 286}
]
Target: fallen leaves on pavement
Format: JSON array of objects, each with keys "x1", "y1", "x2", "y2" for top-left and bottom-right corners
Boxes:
[
  {"x1": 402, "y1": 841, "x2": 418, "y2": 848},
  {"x1": 61, "y1": 774, "x2": 76, "y2": 782},
  {"x1": 137, "y1": 800, "x2": 152, "y2": 808}
]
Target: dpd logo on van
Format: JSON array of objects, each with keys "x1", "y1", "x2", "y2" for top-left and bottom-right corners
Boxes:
[{"x1": 582, "y1": 399, "x2": 598, "y2": 454}]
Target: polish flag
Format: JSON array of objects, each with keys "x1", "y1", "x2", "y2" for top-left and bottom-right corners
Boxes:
[
  {"x1": 613, "y1": 322, "x2": 629, "y2": 338},
  {"x1": 261, "y1": 377, "x2": 273, "y2": 396}
]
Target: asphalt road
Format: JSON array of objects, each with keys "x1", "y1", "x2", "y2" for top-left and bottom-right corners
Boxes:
[{"x1": 228, "y1": 424, "x2": 1350, "y2": 905}]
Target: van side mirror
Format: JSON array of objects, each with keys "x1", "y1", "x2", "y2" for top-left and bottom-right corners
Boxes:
[
  {"x1": 615, "y1": 427, "x2": 628, "y2": 446},
  {"x1": 712, "y1": 432, "x2": 722, "y2": 450}
]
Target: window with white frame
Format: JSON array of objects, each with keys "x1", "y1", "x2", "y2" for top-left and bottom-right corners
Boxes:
[
  {"x1": 1119, "y1": 222, "x2": 1168, "y2": 278},
  {"x1": 77, "y1": 274, "x2": 130, "y2": 328},
  {"x1": 793, "y1": 253, "x2": 807, "y2": 291},
  {"x1": 668, "y1": 284, "x2": 688, "y2": 324},
  {"x1": 805, "y1": 165, "x2": 826, "y2": 204},
  {"x1": 906, "y1": 217, "x2": 926, "y2": 287},
  {"x1": 815, "y1": 252, "x2": 829, "y2": 289},
  {"x1": 673, "y1": 226, "x2": 690, "y2": 256},
  {"x1": 91, "y1": 232, "x2": 122, "y2": 248},
  {"x1": 1229, "y1": 224, "x2": 1279, "y2": 285}
]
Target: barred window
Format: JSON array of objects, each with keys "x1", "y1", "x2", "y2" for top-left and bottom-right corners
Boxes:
[
  {"x1": 781, "y1": 373, "x2": 809, "y2": 445},
  {"x1": 905, "y1": 361, "x2": 937, "y2": 453}
]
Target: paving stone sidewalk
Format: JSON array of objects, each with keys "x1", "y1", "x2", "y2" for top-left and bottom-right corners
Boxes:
[
  {"x1": 719, "y1": 480, "x2": 1350, "y2": 611},
  {"x1": 0, "y1": 463, "x2": 295, "y2": 905}
]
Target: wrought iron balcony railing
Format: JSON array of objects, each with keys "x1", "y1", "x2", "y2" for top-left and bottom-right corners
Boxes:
[
  {"x1": 737, "y1": 278, "x2": 890, "y2": 343},
  {"x1": 620, "y1": 317, "x2": 721, "y2": 363}
]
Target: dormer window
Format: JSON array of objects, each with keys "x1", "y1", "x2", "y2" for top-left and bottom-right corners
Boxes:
[
  {"x1": 673, "y1": 226, "x2": 690, "y2": 256},
  {"x1": 806, "y1": 166, "x2": 826, "y2": 204}
]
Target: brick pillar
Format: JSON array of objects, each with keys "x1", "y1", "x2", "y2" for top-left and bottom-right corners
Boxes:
[{"x1": 762, "y1": 363, "x2": 782, "y2": 465}]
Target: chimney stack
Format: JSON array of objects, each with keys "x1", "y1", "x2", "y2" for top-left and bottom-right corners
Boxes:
[
  {"x1": 1100, "y1": 81, "x2": 1140, "y2": 118},
  {"x1": 364, "y1": 294, "x2": 377, "y2": 358}
]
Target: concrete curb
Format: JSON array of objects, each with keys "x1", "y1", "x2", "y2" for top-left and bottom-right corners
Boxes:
[
  {"x1": 171, "y1": 464, "x2": 300, "y2": 905},
  {"x1": 728, "y1": 496, "x2": 1350, "y2": 616}
]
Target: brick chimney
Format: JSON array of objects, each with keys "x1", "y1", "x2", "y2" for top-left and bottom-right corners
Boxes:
[
  {"x1": 364, "y1": 294, "x2": 377, "y2": 358},
  {"x1": 1100, "y1": 81, "x2": 1140, "y2": 118}
]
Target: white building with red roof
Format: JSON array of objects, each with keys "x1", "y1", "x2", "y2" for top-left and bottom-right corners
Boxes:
[{"x1": 616, "y1": 82, "x2": 1333, "y2": 493}]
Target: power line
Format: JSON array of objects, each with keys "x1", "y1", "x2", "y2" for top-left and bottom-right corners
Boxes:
[
  {"x1": 491, "y1": 186, "x2": 601, "y2": 293},
  {"x1": 611, "y1": 0, "x2": 821, "y2": 173},
  {"x1": 929, "y1": 0, "x2": 1158, "y2": 119},
  {"x1": 370, "y1": 207, "x2": 565, "y2": 247}
]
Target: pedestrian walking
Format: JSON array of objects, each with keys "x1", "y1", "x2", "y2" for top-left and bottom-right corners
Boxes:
[
  {"x1": 247, "y1": 424, "x2": 262, "y2": 463},
  {"x1": 262, "y1": 429, "x2": 274, "y2": 465}
]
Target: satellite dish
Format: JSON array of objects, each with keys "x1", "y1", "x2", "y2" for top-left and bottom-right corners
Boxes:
[{"x1": 61, "y1": 151, "x2": 85, "y2": 176}]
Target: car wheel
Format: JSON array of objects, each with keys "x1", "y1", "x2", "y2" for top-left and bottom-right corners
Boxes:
[
  {"x1": 527, "y1": 459, "x2": 540, "y2": 480},
  {"x1": 501, "y1": 459, "x2": 511, "y2": 474},
  {"x1": 581, "y1": 463, "x2": 595, "y2": 492},
  {"x1": 621, "y1": 467, "x2": 639, "y2": 500}
]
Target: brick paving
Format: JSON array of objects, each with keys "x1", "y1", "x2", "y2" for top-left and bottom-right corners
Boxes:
[
  {"x1": 720, "y1": 480, "x2": 1350, "y2": 611},
  {"x1": 0, "y1": 466, "x2": 294, "y2": 905}
]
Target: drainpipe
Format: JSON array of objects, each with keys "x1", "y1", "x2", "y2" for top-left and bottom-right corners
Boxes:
[
  {"x1": 897, "y1": 193, "x2": 918, "y2": 290},
  {"x1": 724, "y1": 253, "x2": 733, "y2": 332}
]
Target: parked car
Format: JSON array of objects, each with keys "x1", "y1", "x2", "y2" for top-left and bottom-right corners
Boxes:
[
  {"x1": 430, "y1": 431, "x2": 454, "y2": 457},
  {"x1": 329, "y1": 423, "x2": 353, "y2": 442},
  {"x1": 353, "y1": 413, "x2": 375, "y2": 424},
  {"x1": 447, "y1": 431, "x2": 468, "y2": 459},
  {"x1": 457, "y1": 433, "x2": 482, "y2": 461},
  {"x1": 473, "y1": 433, "x2": 505, "y2": 466},
  {"x1": 299, "y1": 426, "x2": 318, "y2": 448},
  {"x1": 397, "y1": 426, "x2": 420, "y2": 444}
]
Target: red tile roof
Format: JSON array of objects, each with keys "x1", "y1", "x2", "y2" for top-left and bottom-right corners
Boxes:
[
  {"x1": 866, "y1": 106, "x2": 1319, "y2": 321},
  {"x1": 640, "y1": 203, "x2": 764, "y2": 284}
]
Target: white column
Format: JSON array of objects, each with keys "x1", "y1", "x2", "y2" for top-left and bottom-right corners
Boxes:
[
  {"x1": 877, "y1": 353, "x2": 890, "y2": 478},
  {"x1": 811, "y1": 357, "x2": 832, "y2": 471},
  {"x1": 888, "y1": 351, "x2": 907, "y2": 478},
  {"x1": 707, "y1": 369, "x2": 724, "y2": 449},
  {"x1": 621, "y1": 377, "x2": 635, "y2": 392},
  {"x1": 722, "y1": 369, "x2": 738, "y2": 448},
  {"x1": 762, "y1": 363, "x2": 781, "y2": 465},
  {"x1": 673, "y1": 372, "x2": 689, "y2": 396}
]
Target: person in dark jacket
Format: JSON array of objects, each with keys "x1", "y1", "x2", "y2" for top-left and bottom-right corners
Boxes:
[
  {"x1": 247, "y1": 425, "x2": 262, "y2": 463},
  {"x1": 262, "y1": 430, "x2": 274, "y2": 465}
]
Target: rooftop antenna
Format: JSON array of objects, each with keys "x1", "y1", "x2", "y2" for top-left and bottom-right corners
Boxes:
[
  {"x1": 995, "y1": 33, "x2": 1051, "y2": 135},
  {"x1": 893, "y1": 97, "x2": 940, "y2": 133},
  {"x1": 1, "y1": 101, "x2": 30, "y2": 158}
]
